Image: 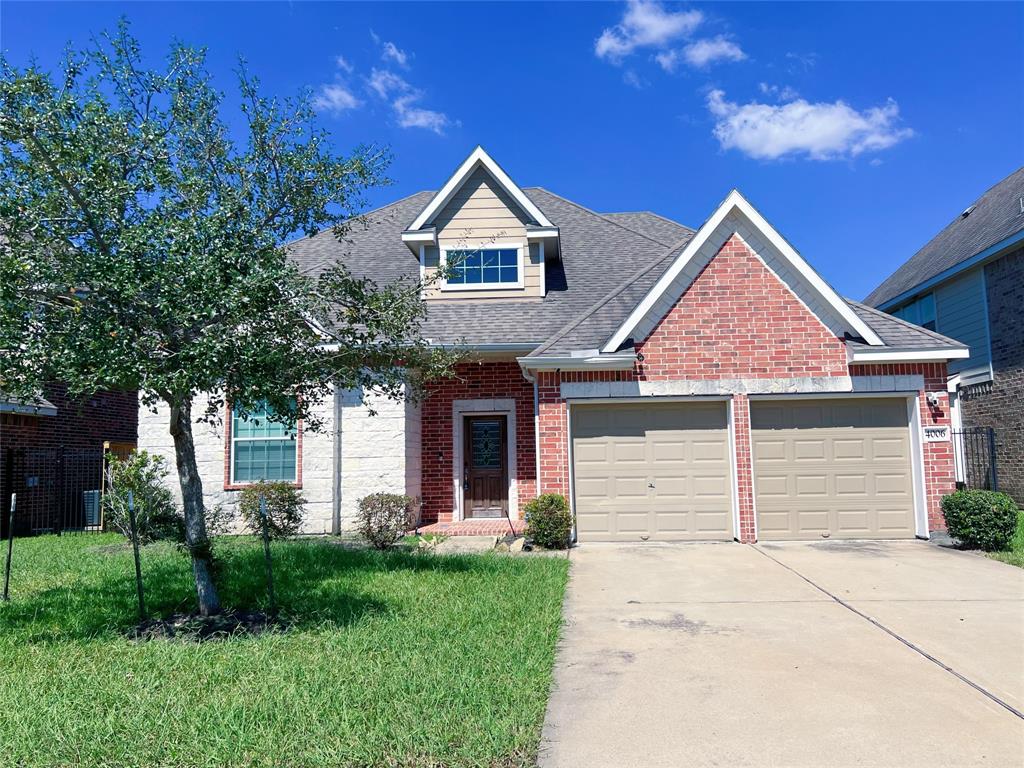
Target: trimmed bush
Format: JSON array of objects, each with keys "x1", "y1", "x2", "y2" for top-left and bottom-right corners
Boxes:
[
  {"x1": 942, "y1": 489, "x2": 1019, "y2": 551},
  {"x1": 525, "y1": 494, "x2": 572, "y2": 550},
  {"x1": 103, "y1": 450, "x2": 185, "y2": 544},
  {"x1": 357, "y1": 493, "x2": 415, "y2": 550},
  {"x1": 239, "y1": 482, "x2": 306, "y2": 538}
]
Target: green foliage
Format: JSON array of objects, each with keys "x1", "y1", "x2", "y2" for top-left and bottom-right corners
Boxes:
[
  {"x1": 357, "y1": 493, "x2": 414, "y2": 550},
  {"x1": 941, "y1": 490, "x2": 1020, "y2": 551},
  {"x1": 0, "y1": 23, "x2": 461, "y2": 610},
  {"x1": 524, "y1": 494, "x2": 572, "y2": 550},
  {"x1": 102, "y1": 450, "x2": 185, "y2": 544},
  {"x1": 0, "y1": 534, "x2": 569, "y2": 767},
  {"x1": 238, "y1": 481, "x2": 305, "y2": 539}
]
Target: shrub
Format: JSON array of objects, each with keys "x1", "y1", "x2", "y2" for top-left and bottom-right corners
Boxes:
[
  {"x1": 357, "y1": 493, "x2": 414, "y2": 550},
  {"x1": 525, "y1": 494, "x2": 572, "y2": 550},
  {"x1": 103, "y1": 450, "x2": 185, "y2": 544},
  {"x1": 238, "y1": 482, "x2": 306, "y2": 538},
  {"x1": 942, "y1": 490, "x2": 1019, "y2": 551}
]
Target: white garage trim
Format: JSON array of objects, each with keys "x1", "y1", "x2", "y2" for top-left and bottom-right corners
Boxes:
[
  {"x1": 451, "y1": 398, "x2": 519, "y2": 521},
  {"x1": 908, "y1": 395, "x2": 930, "y2": 539},
  {"x1": 727, "y1": 398, "x2": 742, "y2": 542}
]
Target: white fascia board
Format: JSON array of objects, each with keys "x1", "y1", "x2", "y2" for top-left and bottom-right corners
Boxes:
[
  {"x1": 526, "y1": 226, "x2": 560, "y2": 239},
  {"x1": 602, "y1": 189, "x2": 885, "y2": 353},
  {"x1": 407, "y1": 146, "x2": 554, "y2": 232},
  {"x1": 849, "y1": 347, "x2": 970, "y2": 363},
  {"x1": 518, "y1": 353, "x2": 637, "y2": 371},
  {"x1": 401, "y1": 229, "x2": 436, "y2": 244}
]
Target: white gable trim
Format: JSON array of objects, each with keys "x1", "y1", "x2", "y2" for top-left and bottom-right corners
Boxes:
[
  {"x1": 407, "y1": 146, "x2": 554, "y2": 232},
  {"x1": 601, "y1": 190, "x2": 884, "y2": 353}
]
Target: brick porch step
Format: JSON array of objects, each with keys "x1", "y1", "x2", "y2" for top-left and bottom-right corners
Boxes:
[{"x1": 414, "y1": 519, "x2": 526, "y2": 537}]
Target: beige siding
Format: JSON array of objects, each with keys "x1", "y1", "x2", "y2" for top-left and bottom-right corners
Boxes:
[{"x1": 422, "y1": 166, "x2": 544, "y2": 300}]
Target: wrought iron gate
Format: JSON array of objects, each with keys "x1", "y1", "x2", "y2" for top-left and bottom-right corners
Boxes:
[
  {"x1": 952, "y1": 427, "x2": 999, "y2": 492},
  {"x1": 1, "y1": 446, "x2": 105, "y2": 536}
]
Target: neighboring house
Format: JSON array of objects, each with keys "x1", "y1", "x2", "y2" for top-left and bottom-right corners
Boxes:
[
  {"x1": 0, "y1": 385, "x2": 137, "y2": 535},
  {"x1": 139, "y1": 147, "x2": 967, "y2": 542},
  {"x1": 866, "y1": 167, "x2": 1023, "y2": 503}
]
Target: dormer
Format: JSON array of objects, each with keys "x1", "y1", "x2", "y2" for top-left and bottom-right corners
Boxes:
[{"x1": 402, "y1": 147, "x2": 559, "y2": 300}]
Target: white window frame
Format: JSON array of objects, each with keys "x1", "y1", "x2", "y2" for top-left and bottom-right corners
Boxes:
[
  {"x1": 439, "y1": 243, "x2": 526, "y2": 291},
  {"x1": 230, "y1": 404, "x2": 298, "y2": 485}
]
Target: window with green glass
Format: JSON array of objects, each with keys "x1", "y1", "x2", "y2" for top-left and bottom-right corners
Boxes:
[{"x1": 231, "y1": 400, "x2": 297, "y2": 483}]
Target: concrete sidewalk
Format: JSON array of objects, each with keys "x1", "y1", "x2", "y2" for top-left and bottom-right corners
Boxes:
[{"x1": 539, "y1": 541, "x2": 1024, "y2": 768}]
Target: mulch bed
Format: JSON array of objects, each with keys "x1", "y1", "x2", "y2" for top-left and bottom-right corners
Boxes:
[{"x1": 131, "y1": 610, "x2": 283, "y2": 642}]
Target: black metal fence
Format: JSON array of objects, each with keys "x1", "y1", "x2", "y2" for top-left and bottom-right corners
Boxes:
[
  {"x1": 1, "y1": 446, "x2": 106, "y2": 537},
  {"x1": 953, "y1": 427, "x2": 999, "y2": 492}
]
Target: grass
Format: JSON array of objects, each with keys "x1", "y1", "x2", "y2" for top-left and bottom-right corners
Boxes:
[
  {"x1": 0, "y1": 534, "x2": 569, "y2": 767},
  {"x1": 987, "y1": 510, "x2": 1024, "y2": 568}
]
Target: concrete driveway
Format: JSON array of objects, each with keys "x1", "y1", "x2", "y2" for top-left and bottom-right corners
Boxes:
[{"x1": 540, "y1": 541, "x2": 1024, "y2": 768}]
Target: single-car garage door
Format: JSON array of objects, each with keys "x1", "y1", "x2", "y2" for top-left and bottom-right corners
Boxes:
[
  {"x1": 572, "y1": 401, "x2": 732, "y2": 541},
  {"x1": 751, "y1": 398, "x2": 916, "y2": 540}
]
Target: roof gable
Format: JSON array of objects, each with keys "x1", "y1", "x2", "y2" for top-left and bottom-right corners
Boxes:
[
  {"x1": 406, "y1": 146, "x2": 554, "y2": 233},
  {"x1": 602, "y1": 190, "x2": 884, "y2": 353}
]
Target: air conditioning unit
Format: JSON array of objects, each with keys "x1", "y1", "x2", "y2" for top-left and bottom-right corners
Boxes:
[{"x1": 82, "y1": 490, "x2": 101, "y2": 528}]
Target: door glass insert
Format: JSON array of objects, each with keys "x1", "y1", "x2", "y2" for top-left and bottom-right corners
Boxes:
[{"x1": 471, "y1": 420, "x2": 502, "y2": 469}]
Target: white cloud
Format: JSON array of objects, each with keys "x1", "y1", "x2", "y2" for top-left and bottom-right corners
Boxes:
[
  {"x1": 335, "y1": 55, "x2": 353, "y2": 74},
  {"x1": 367, "y1": 68, "x2": 409, "y2": 99},
  {"x1": 366, "y1": 67, "x2": 454, "y2": 135},
  {"x1": 706, "y1": 89, "x2": 914, "y2": 161},
  {"x1": 654, "y1": 49, "x2": 682, "y2": 72},
  {"x1": 758, "y1": 82, "x2": 799, "y2": 101},
  {"x1": 393, "y1": 95, "x2": 451, "y2": 134},
  {"x1": 595, "y1": 0, "x2": 703, "y2": 62},
  {"x1": 682, "y1": 36, "x2": 746, "y2": 68},
  {"x1": 622, "y1": 69, "x2": 648, "y2": 89},
  {"x1": 313, "y1": 84, "x2": 361, "y2": 115},
  {"x1": 381, "y1": 41, "x2": 410, "y2": 68}
]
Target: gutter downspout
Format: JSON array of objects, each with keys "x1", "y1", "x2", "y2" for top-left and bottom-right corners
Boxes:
[{"x1": 331, "y1": 384, "x2": 342, "y2": 535}]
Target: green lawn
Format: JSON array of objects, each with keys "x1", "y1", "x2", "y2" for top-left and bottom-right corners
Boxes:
[
  {"x1": 0, "y1": 534, "x2": 569, "y2": 767},
  {"x1": 988, "y1": 510, "x2": 1024, "y2": 568}
]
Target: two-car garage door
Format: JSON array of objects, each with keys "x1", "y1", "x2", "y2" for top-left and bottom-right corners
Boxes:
[{"x1": 570, "y1": 397, "x2": 917, "y2": 542}]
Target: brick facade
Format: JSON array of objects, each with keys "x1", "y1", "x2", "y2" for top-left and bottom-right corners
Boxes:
[
  {"x1": 530, "y1": 236, "x2": 955, "y2": 541},
  {"x1": 959, "y1": 247, "x2": 1024, "y2": 503},
  {"x1": 420, "y1": 360, "x2": 537, "y2": 524}
]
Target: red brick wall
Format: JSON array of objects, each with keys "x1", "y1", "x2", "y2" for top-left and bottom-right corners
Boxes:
[
  {"x1": 530, "y1": 236, "x2": 956, "y2": 541},
  {"x1": 420, "y1": 360, "x2": 537, "y2": 524},
  {"x1": 850, "y1": 363, "x2": 953, "y2": 532},
  {"x1": 636, "y1": 234, "x2": 849, "y2": 379}
]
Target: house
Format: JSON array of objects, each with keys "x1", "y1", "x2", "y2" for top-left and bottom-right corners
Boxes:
[
  {"x1": 1, "y1": 385, "x2": 137, "y2": 535},
  {"x1": 865, "y1": 167, "x2": 1023, "y2": 503},
  {"x1": 138, "y1": 147, "x2": 968, "y2": 542}
]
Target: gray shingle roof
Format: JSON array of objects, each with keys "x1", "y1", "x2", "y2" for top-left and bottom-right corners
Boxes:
[
  {"x1": 287, "y1": 187, "x2": 685, "y2": 347},
  {"x1": 845, "y1": 300, "x2": 967, "y2": 352},
  {"x1": 865, "y1": 167, "x2": 1024, "y2": 307},
  {"x1": 601, "y1": 211, "x2": 693, "y2": 247},
  {"x1": 287, "y1": 186, "x2": 964, "y2": 358}
]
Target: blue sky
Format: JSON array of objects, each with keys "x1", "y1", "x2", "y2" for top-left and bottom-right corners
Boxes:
[{"x1": 3, "y1": 1, "x2": 1021, "y2": 300}]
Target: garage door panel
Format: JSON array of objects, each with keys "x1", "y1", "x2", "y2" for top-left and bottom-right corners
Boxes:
[
  {"x1": 752, "y1": 398, "x2": 916, "y2": 540},
  {"x1": 572, "y1": 402, "x2": 732, "y2": 542}
]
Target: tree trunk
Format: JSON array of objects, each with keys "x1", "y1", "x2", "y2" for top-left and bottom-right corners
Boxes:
[{"x1": 169, "y1": 399, "x2": 221, "y2": 616}]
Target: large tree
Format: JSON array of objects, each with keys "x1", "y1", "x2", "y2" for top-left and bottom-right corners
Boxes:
[{"x1": 0, "y1": 25, "x2": 456, "y2": 615}]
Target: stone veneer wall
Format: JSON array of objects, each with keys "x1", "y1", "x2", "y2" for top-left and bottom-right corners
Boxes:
[{"x1": 960, "y1": 247, "x2": 1024, "y2": 503}]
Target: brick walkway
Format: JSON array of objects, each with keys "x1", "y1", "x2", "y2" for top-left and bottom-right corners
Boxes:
[{"x1": 415, "y1": 519, "x2": 526, "y2": 537}]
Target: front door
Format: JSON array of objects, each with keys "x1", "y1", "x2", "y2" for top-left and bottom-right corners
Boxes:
[{"x1": 463, "y1": 415, "x2": 508, "y2": 518}]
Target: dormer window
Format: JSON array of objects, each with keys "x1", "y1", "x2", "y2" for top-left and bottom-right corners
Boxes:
[{"x1": 444, "y1": 247, "x2": 523, "y2": 289}]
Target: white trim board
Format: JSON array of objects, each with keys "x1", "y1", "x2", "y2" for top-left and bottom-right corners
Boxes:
[
  {"x1": 408, "y1": 146, "x2": 554, "y2": 233},
  {"x1": 602, "y1": 190, "x2": 884, "y2": 353}
]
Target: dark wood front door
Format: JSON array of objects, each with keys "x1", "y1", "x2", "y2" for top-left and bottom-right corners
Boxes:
[{"x1": 463, "y1": 416, "x2": 508, "y2": 518}]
